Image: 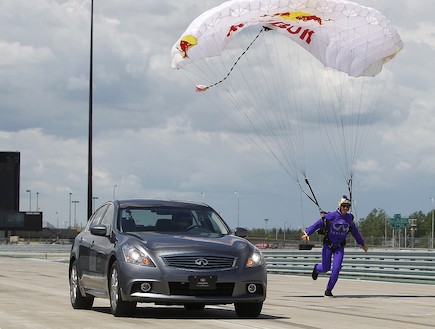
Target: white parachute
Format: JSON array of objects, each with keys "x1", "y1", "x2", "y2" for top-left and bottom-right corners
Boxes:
[{"x1": 171, "y1": 0, "x2": 403, "y2": 210}]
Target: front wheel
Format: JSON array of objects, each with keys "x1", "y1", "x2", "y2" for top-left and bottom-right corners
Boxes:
[
  {"x1": 234, "y1": 302, "x2": 263, "y2": 318},
  {"x1": 109, "y1": 261, "x2": 137, "y2": 317},
  {"x1": 69, "y1": 260, "x2": 94, "y2": 309}
]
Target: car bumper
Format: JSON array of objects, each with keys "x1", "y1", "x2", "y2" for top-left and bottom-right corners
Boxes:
[{"x1": 118, "y1": 262, "x2": 267, "y2": 305}]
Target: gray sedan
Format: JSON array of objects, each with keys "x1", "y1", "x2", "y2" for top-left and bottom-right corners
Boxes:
[{"x1": 69, "y1": 199, "x2": 267, "y2": 317}]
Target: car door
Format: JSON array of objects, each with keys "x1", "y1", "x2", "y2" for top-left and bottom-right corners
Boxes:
[
  {"x1": 88, "y1": 203, "x2": 115, "y2": 293},
  {"x1": 80, "y1": 204, "x2": 108, "y2": 289}
]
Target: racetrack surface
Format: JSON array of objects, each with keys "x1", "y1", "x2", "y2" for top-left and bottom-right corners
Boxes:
[{"x1": 0, "y1": 254, "x2": 434, "y2": 329}]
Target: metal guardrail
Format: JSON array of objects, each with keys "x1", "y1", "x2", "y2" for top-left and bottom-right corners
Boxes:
[
  {"x1": 0, "y1": 244, "x2": 71, "y2": 255},
  {"x1": 2, "y1": 245, "x2": 434, "y2": 283},
  {"x1": 263, "y1": 248, "x2": 435, "y2": 283}
]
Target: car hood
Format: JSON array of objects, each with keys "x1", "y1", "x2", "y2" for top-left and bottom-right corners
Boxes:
[{"x1": 127, "y1": 233, "x2": 252, "y2": 255}]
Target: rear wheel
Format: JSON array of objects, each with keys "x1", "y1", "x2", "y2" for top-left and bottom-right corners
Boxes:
[
  {"x1": 69, "y1": 260, "x2": 94, "y2": 309},
  {"x1": 234, "y1": 302, "x2": 263, "y2": 318},
  {"x1": 109, "y1": 261, "x2": 137, "y2": 317},
  {"x1": 184, "y1": 303, "x2": 206, "y2": 311}
]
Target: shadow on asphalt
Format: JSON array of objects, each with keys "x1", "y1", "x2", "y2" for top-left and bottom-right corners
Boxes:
[
  {"x1": 293, "y1": 294, "x2": 435, "y2": 298},
  {"x1": 91, "y1": 305, "x2": 286, "y2": 320}
]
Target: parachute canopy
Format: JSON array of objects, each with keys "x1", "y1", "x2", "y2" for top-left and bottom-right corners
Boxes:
[
  {"x1": 171, "y1": 0, "x2": 403, "y2": 212},
  {"x1": 171, "y1": 0, "x2": 403, "y2": 77}
]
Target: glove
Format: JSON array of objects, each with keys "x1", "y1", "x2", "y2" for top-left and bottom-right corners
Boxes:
[
  {"x1": 301, "y1": 230, "x2": 310, "y2": 241},
  {"x1": 362, "y1": 244, "x2": 368, "y2": 252}
]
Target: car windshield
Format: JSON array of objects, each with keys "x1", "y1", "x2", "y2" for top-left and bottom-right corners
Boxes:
[{"x1": 119, "y1": 206, "x2": 230, "y2": 236}]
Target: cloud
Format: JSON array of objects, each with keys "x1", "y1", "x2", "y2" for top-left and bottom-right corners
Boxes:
[
  {"x1": 0, "y1": 41, "x2": 54, "y2": 66},
  {"x1": 1, "y1": 0, "x2": 435, "y2": 229}
]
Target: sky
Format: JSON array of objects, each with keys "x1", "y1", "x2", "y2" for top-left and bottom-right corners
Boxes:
[{"x1": 1, "y1": 0, "x2": 434, "y2": 231}]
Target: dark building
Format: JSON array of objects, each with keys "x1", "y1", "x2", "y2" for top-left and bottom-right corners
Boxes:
[
  {"x1": 0, "y1": 152, "x2": 20, "y2": 212},
  {"x1": 0, "y1": 152, "x2": 42, "y2": 236}
]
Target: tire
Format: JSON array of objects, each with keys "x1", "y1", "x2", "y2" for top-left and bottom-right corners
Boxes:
[
  {"x1": 109, "y1": 261, "x2": 137, "y2": 317},
  {"x1": 234, "y1": 302, "x2": 263, "y2": 318},
  {"x1": 184, "y1": 303, "x2": 206, "y2": 311},
  {"x1": 69, "y1": 260, "x2": 94, "y2": 310}
]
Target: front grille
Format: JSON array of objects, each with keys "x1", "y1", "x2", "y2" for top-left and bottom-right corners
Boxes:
[
  {"x1": 162, "y1": 255, "x2": 236, "y2": 270},
  {"x1": 169, "y1": 282, "x2": 235, "y2": 296}
]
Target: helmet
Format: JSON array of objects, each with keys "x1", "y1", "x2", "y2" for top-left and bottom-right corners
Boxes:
[{"x1": 338, "y1": 195, "x2": 351, "y2": 208}]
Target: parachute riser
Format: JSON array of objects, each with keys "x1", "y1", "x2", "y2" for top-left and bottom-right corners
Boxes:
[
  {"x1": 303, "y1": 176, "x2": 322, "y2": 213},
  {"x1": 348, "y1": 177, "x2": 353, "y2": 207}
]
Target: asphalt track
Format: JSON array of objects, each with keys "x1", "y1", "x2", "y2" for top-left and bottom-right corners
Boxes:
[{"x1": 0, "y1": 254, "x2": 434, "y2": 329}]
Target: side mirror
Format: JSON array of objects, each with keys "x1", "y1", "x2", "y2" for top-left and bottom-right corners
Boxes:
[
  {"x1": 234, "y1": 227, "x2": 248, "y2": 238},
  {"x1": 90, "y1": 225, "x2": 107, "y2": 237}
]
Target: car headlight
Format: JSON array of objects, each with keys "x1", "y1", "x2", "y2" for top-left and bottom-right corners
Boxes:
[
  {"x1": 245, "y1": 248, "x2": 264, "y2": 268},
  {"x1": 122, "y1": 243, "x2": 155, "y2": 267}
]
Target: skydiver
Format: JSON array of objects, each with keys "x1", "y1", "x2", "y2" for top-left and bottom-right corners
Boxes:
[{"x1": 301, "y1": 195, "x2": 368, "y2": 297}]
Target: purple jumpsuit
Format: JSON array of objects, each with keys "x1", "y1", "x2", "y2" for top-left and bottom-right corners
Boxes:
[{"x1": 304, "y1": 209, "x2": 365, "y2": 291}]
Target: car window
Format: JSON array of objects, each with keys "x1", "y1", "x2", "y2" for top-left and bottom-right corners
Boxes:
[
  {"x1": 100, "y1": 203, "x2": 114, "y2": 232},
  {"x1": 118, "y1": 206, "x2": 230, "y2": 236},
  {"x1": 85, "y1": 204, "x2": 109, "y2": 230}
]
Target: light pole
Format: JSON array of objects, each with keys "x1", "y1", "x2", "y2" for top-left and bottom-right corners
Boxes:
[
  {"x1": 284, "y1": 220, "x2": 288, "y2": 241},
  {"x1": 235, "y1": 191, "x2": 240, "y2": 227},
  {"x1": 113, "y1": 184, "x2": 117, "y2": 199},
  {"x1": 378, "y1": 208, "x2": 387, "y2": 247},
  {"x1": 72, "y1": 201, "x2": 80, "y2": 228},
  {"x1": 430, "y1": 196, "x2": 434, "y2": 249},
  {"x1": 87, "y1": 0, "x2": 94, "y2": 220},
  {"x1": 385, "y1": 216, "x2": 388, "y2": 247},
  {"x1": 36, "y1": 192, "x2": 39, "y2": 211},
  {"x1": 69, "y1": 193, "x2": 72, "y2": 228},
  {"x1": 92, "y1": 196, "x2": 99, "y2": 212},
  {"x1": 264, "y1": 218, "x2": 269, "y2": 238},
  {"x1": 26, "y1": 189, "x2": 31, "y2": 211}
]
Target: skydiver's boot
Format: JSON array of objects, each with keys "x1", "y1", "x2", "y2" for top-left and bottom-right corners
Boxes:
[
  {"x1": 311, "y1": 265, "x2": 318, "y2": 280},
  {"x1": 324, "y1": 289, "x2": 334, "y2": 298}
]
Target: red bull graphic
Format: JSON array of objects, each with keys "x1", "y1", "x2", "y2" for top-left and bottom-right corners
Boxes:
[
  {"x1": 177, "y1": 35, "x2": 198, "y2": 59},
  {"x1": 271, "y1": 11, "x2": 322, "y2": 44},
  {"x1": 269, "y1": 22, "x2": 315, "y2": 44},
  {"x1": 227, "y1": 23, "x2": 245, "y2": 37},
  {"x1": 273, "y1": 11, "x2": 323, "y2": 25},
  {"x1": 226, "y1": 11, "x2": 324, "y2": 44}
]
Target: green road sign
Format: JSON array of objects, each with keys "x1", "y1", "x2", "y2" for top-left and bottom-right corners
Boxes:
[{"x1": 389, "y1": 213, "x2": 409, "y2": 229}]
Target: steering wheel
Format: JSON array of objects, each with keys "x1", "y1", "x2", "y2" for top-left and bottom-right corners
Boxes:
[{"x1": 186, "y1": 225, "x2": 209, "y2": 232}]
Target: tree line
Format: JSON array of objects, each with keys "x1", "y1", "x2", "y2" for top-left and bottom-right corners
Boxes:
[{"x1": 248, "y1": 208, "x2": 434, "y2": 248}]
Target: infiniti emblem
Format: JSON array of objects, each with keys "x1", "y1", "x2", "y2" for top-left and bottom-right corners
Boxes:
[{"x1": 195, "y1": 258, "x2": 208, "y2": 266}]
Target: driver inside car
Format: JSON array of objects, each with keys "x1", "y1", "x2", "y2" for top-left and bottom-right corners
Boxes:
[{"x1": 173, "y1": 213, "x2": 193, "y2": 232}]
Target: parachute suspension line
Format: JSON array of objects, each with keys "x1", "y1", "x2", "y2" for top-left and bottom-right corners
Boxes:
[
  {"x1": 347, "y1": 176, "x2": 353, "y2": 205},
  {"x1": 245, "y1": 109, "x2": 320, "y2": 211},
  {"x1": 299, "y1": 190, "x2": 305, "y2": 229},
  {"x1": 199, "y1": 27, "x2": 268, "y2": 91},
  {"x1": 243, "y1": 113, "x2": 300, "y2": 184}
]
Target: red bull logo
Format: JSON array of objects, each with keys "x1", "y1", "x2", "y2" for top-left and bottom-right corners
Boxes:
[
  {"x1": 178, "y1": 35, "x2": 198, "y2": 59},
  {"x1": 227, "y1": 23, "x2": 245, "y2": 37},
  {"x1": 224, "y1": 11, "x2": 323, "y2": 45},
  {"x1": 274, "y1": 11, "x2": 323, "y2": 25}
]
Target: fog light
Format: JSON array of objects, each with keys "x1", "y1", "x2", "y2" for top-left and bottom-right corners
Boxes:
[
  {"x1": 247, "y1": 283, "x2": 257, "y2": 293},
  {"x1": 140, "y1": 282, "x2": 152, "y2": 292}
]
